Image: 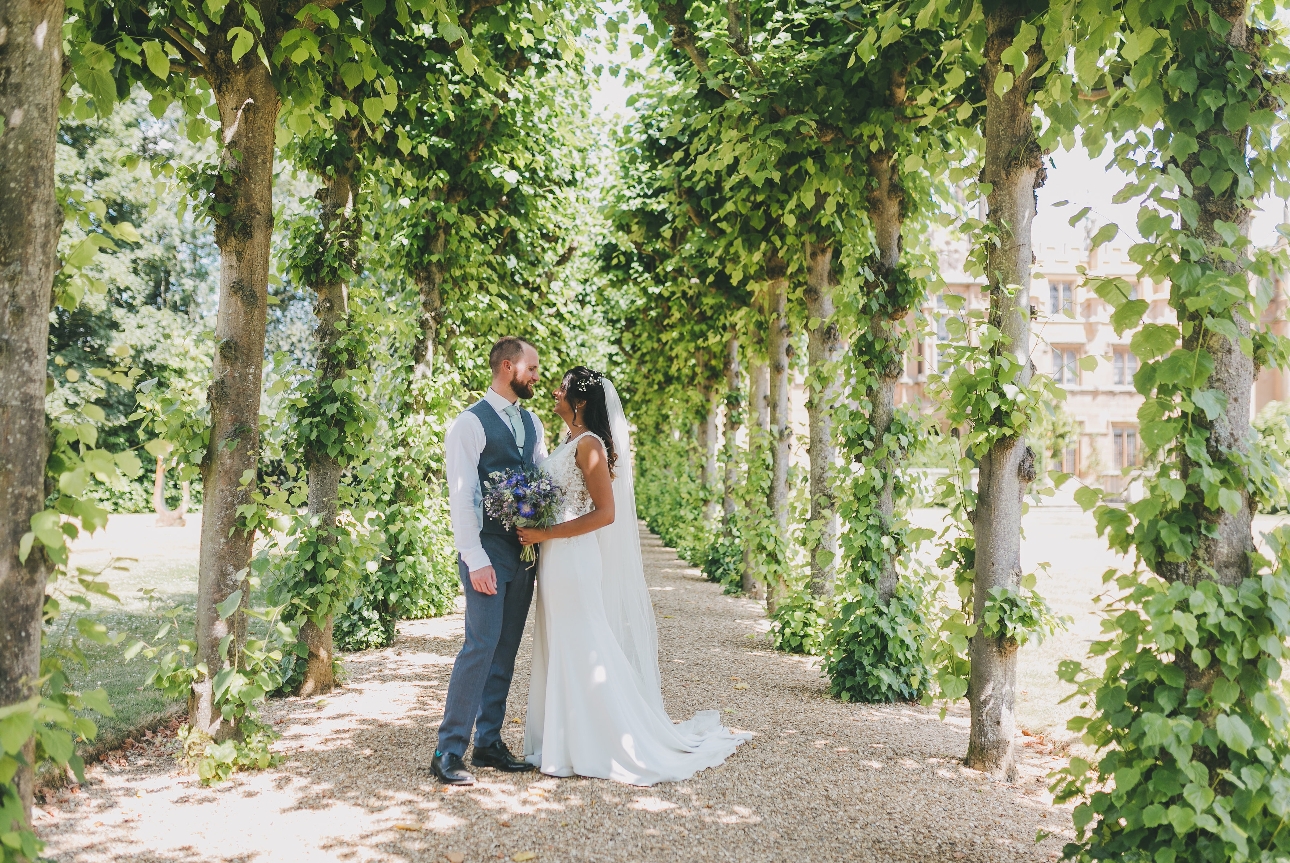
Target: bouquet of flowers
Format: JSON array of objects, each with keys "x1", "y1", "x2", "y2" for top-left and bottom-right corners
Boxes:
[{"x1": 482, "y1": 466, "x2": 562, "y2": 562}]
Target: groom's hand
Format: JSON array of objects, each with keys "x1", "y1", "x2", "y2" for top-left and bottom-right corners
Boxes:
[{"x1": 469, "y1": 565, "x2": 498, "y2": 596}]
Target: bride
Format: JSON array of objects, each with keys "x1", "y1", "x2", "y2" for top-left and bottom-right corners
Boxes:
[{"x1": 516, "y1": 366, "x2": 749, "y2": 785}]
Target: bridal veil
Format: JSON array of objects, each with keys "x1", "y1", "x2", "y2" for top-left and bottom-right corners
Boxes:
[{"x1": 597, "y1": 378, "x2": 666, "y2": 714}]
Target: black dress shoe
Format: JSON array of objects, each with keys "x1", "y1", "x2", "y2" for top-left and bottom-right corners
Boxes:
[
  {"x1": 471, "y1": 740, "x2": 536, "y2": 773},
  {"x1": 431, "y1": 750, "x2": 475, "y2": 785}
]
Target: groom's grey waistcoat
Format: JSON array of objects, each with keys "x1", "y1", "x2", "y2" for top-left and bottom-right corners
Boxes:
[{"x1": 470, "y1": 399, "x2": 537, "y2": 539}]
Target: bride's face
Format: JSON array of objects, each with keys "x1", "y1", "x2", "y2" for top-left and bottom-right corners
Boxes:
[
  {"x1": 552, "y1": 379, "x2": 574, "y2": 426},
  {"x1": 552, "y1": 378, "x2": 583, "y2": 428}
]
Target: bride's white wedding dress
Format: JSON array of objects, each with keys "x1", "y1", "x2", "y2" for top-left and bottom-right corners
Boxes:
[{"x1": 524, "y1": 413, "x2": 749, "y2": 786}]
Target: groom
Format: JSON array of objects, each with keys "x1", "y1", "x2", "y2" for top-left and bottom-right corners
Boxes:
[{"x1": 432, "y1": 336, "x2": 547, "y2": 785}]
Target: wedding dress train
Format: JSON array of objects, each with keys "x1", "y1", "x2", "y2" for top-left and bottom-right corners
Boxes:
[{"x1": 523, "y1": 419, "x2": 749, "y2": 786}]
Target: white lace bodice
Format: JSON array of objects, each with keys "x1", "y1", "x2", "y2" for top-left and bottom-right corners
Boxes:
[{"x1": 541, "y1": 431, "x2": 603, "y2": 524}]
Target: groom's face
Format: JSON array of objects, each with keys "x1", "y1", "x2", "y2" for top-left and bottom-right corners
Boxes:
[{"x1": 508, "y1": 345, "x2": 540, "y2": 400}]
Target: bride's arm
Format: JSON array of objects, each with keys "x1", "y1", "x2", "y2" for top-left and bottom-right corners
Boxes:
[{"x1": 517, "y1": 437, "x2": 615, "y2": 545}]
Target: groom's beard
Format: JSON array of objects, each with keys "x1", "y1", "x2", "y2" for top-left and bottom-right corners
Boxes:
[{"x1": 511, "y1": 379, "x2": 534, "y2": 400}]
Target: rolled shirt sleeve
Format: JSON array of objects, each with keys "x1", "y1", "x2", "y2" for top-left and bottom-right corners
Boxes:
[
  {"x1": 529, "y1": 410, "x2": 548, "y2": 466},
  {"x1": 445, "y1": 410, "x2": 492, "y2": 573}
]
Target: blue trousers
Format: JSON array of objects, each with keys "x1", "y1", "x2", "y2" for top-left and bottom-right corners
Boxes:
[{"x1": 436, "y1": 532, "x2": 536, "y2": 758}]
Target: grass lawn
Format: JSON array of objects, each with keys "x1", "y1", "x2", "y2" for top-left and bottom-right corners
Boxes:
[
  {"x1": 912, "y1": 504, "x2": 1290, "y2": 753},
  {"x1": 57, "y1": 514, "x2": 202, "y2": 752}
]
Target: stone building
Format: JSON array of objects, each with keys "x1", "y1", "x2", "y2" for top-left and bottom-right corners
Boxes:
[{"x1": 898, "y1": 237, "x2": 1290, "y2": 495}]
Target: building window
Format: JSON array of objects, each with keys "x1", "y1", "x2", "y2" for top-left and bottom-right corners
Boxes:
[
  {"x1": 1113, "y1": 348, "x2": 1138, "y2": 386},
  {"x1": 1050, "y1": 281, "x2": 1074, "y2": 315},
  {"x1": 1113, "y1": 426, "x2": 1140, "y2": 469},
  {"x1": 1059, "y1": 440, "x2": 1079, "y2": 474},
  {"x1": 1052, "y1": 347, "x2": 1080, "y2": 385}
]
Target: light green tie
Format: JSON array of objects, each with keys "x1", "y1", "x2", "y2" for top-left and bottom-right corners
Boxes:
[{"x1": 503, "y1": 404, "x2": 525, "y2": 449}]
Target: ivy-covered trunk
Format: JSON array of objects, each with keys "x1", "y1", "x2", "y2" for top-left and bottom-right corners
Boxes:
[
  {"x1": 722, "y1": 336, "x2": 741, "y2": 526},
  {"x1": 698, "y1": 380, "x2": 720, "y2": 525},
  {"x1": 803, "y1": 241, "x2": 841, "y2": 599},
  {"x1": 766, "y1": 259, "x2": 791, "y2": 614},
  {"x1": 192, "y1": 57, "x2": 281, "y2": 740},
  {"x1": 1052, "y1": 2, "x2": 1290, "y2": 856},
  {"x1": 742, "y1": 358, "x2": 770, "y2": 599},
  {"x1": 965, "y1": 4, "x2": 1042, "y2": 780},
  {"x1": 0, "y1": 0, "x2": 63, "y2": 824},
  {"x1": 298, "y1": 166, "x2": 359, "y2": 697},
  {"x1": 1163, "y1": 47, "x2": 1255, "y2": 594},
  {"x1": 866, "y1": 151, "x2": 907, "y2": 605},
  {"x1": 412, "y1": 224, "x2": 447, "y2": 380}
]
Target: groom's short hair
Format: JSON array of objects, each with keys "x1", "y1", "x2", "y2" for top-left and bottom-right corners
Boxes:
[{"x1": 489, "y1": 336, "x2": 534, "y2": 373}]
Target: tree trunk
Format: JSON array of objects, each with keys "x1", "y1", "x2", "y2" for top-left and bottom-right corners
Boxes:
[
  {"x1": 722, "y1": 336, "x2": 741, "y2": 526},
  {"x1": 699, "y1": 382, "x2": 720, "y2": 525},
  {"x1": 742, "y1": 359, "x2": 770, "y2": 599},
  {"x1": 192, "y1": 61, "x2": 281, "y2": 740},
  {"x1": 411, "y1": 224, "x2": 447, "y2": 380},
  {"x1": 298, "y1": 166, "x2": 358, "y2": 698},
  {"x1": 1161, "y1": 9, "x2": 1254, "y2": 593},
  {"x1": 803, "y1": 241, "x2": 841, "y2": 600},
  {"x1": 0, "y1": 0, "x2": 63, "y2": 827},
  {"x1": 154, "y1": 455, "x2": 186, "y2": 526},
  {"x1": 766, "y1": 259, "x2": 791, "y2": 614},
  {"x1": 965, "y1": 6, "x2": 1044, "y2": 780},
  {"x1": 868, "y1": 150, "x2": 907, "y2": 605}
]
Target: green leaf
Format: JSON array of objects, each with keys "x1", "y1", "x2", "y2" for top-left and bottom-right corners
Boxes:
[
  {"x1": 76, "y1": 618, "x2": 111, "y2": 645},
  {"x1": 1110, "y1": 300, "x2": 1149, "y2": 335},
  {"x1": 1218, "y1": 488, "x2": 1243, "y2": 515},
  {"x1": 80, "y1": 687, "x2": 115, "y2": 717},
  {"x1": 1192, "y1": 389, "x2": 1227, "y2": 420},
  {"x1": 339, "y1": 63, "x2": 363, "y2": 90},
  {"x1": 1216, "y1": 713, "x2": 1253, "y2": 755},
  {"x1": 1131, "y1": 324, "x2": 1179, "y2": 361},
  {"x1": 0, "y1": 711, "x2": 35, "y2": 755},
  {"x1": 1074, "y1": 485, "x2": 1101, "y2": 511},
  {"x1": 1068, "y1": 206, "x2": 1091, "y2": 227},
  {"x1": 229, "y1": 27, "x2": 255, "y2": 64},
  {"x1": 362, "y1": 97, "x2": 385, "y2": 122},
  {"x1": 1089, "y1": 223, "x2": 1119, "y2": 247},
  {"x1": 115, "y1": 450, "x2": 143, "y2": 479},
  {"x1": 143, "y1": 41, "x2": 170, "y2": 80},
  {"x1": 456, "y1": 44, "x2": 478, "y2": 76},
  {"x1": 1210, "y1": 677, "x2": 1240, "y2": 707},
  {"x1": 216, "y1": 589, "x2": 243, "y2": 620},
  {"x1": 38, "y1": 726, "x2": 75, "y2": 763},
  {"x1": 18, "y1": 531, "x2": 35, "y2": 563}
]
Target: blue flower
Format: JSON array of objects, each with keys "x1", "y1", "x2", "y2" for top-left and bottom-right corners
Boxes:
[{"x1": 518, "y1": 502, "x2": 536, "y2": 518}]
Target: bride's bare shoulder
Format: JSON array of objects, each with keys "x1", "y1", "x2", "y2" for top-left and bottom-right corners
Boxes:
[{"x1": 573, "y1": 433, "x2": 607, "y2": 462}]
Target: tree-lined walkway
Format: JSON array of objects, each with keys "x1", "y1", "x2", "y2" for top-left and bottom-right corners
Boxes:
[{"x1": 38, "y1": 526, "x2": 1072, "y2": 863}]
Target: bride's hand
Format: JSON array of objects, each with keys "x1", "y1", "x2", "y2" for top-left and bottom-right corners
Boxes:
[{"x1": 517, "y1": 526, "x2": 549, "y2": 546}]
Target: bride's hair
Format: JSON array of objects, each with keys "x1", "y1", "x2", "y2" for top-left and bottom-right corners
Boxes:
[{"x1": 563, "y1": 366, "x2": 618, "y2": 476}]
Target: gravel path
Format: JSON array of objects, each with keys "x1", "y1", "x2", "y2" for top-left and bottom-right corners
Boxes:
[{"x1": 38, "y1": 525, "x2": 1075, "y2": 863}]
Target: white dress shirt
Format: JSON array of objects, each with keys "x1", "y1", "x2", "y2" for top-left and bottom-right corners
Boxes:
[{"x1": 445, "y1": 387, "x2": 548, "y2": 572}]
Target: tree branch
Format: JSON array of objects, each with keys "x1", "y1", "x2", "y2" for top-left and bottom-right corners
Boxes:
[
  {"x1": 286, "y1": 0, "x2": 346, "y2": 19},
  {"x1": 462, "y1": 0, "x2": 507, "y2": 27},
  {"x1": 657, "y1": 0, "x2": 736, "y2": 99},
  {"x1": 163, "y1": 25, "x2": 210, "y2": 72},
  {"x1": 725, "y1": 0, "x2": 762, "y2": 79}
]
